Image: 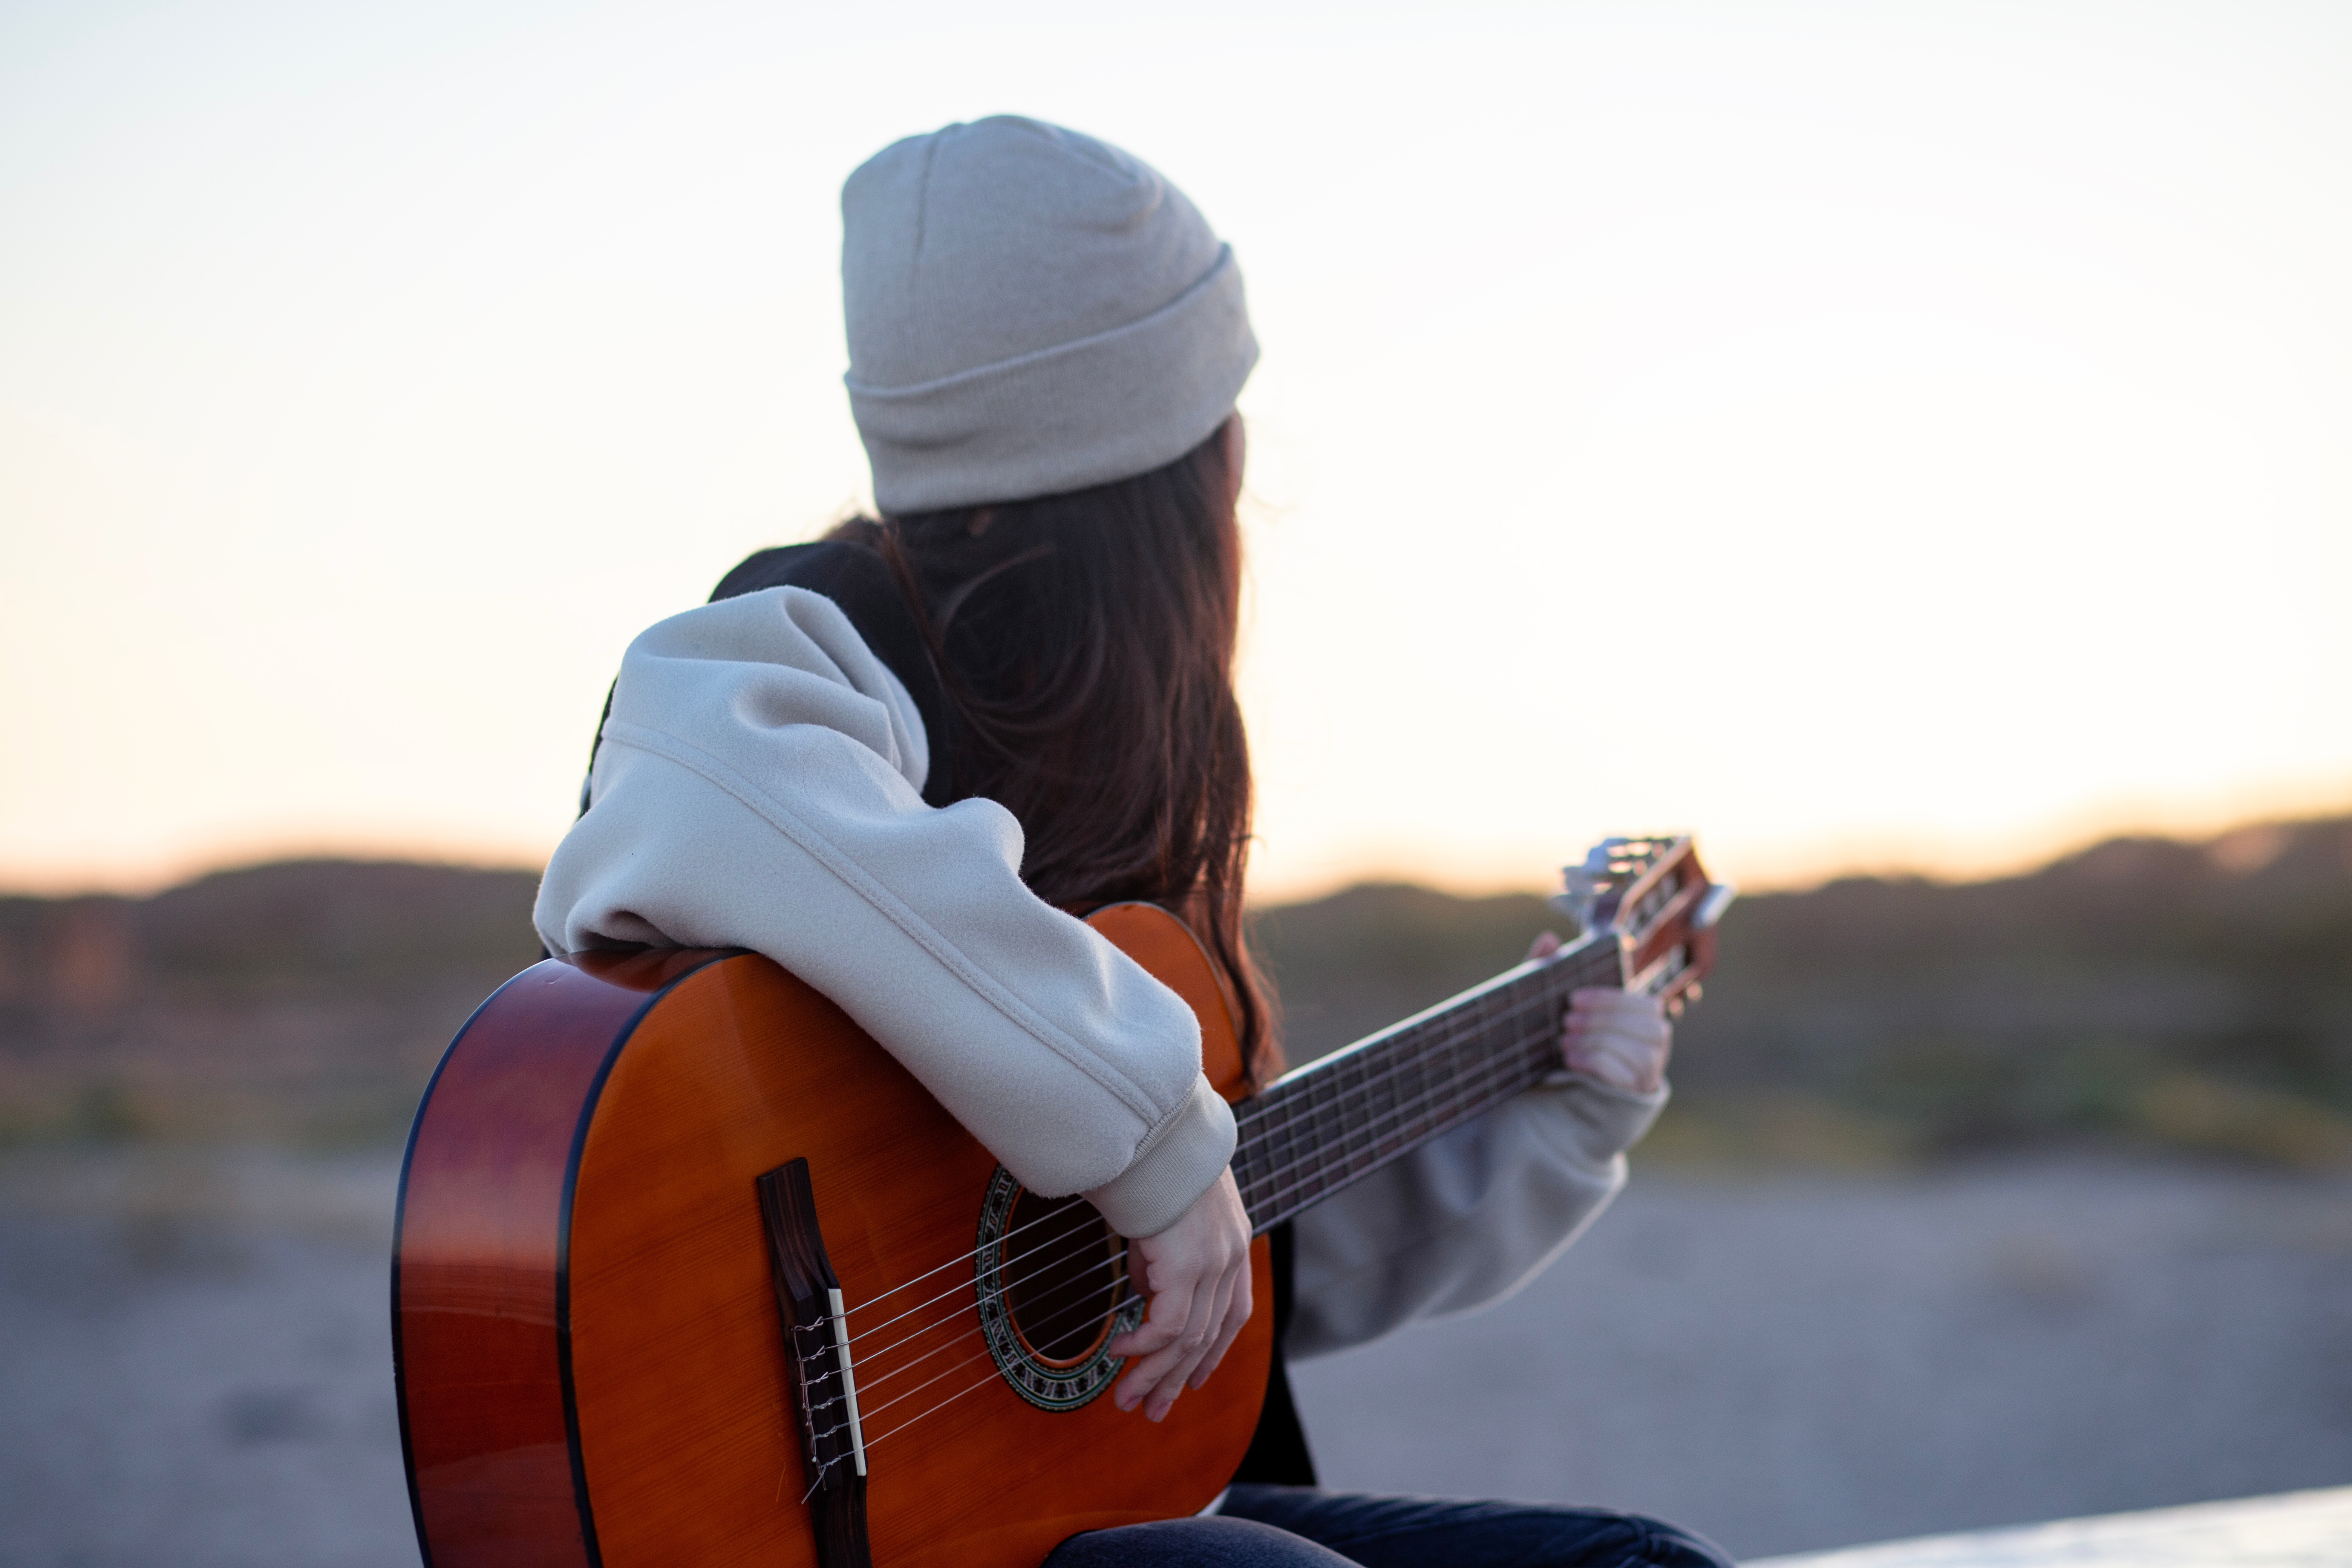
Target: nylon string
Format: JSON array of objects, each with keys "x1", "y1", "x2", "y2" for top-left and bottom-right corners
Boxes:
[
  {"x1": 839, "y1": 975, "x2": 1564, "y2": 1380},
  {"x1": 792, "y1": 946, "x2": 1618, "y2": 1453}
]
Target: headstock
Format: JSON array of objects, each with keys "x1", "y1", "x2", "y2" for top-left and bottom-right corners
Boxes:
[{"x1": 1552, "y1": 835, "x2": 1735, "y2": 1015}]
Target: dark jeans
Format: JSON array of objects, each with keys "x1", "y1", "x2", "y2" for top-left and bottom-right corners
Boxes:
[{"x1": 1043, "y1": 1485, "x2": 1736, "y2": 1567}]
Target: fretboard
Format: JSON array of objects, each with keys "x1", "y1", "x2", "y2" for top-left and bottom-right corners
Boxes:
[{"x1": 1231, "y1": 933, "x2": 1626, "y2": 1235}]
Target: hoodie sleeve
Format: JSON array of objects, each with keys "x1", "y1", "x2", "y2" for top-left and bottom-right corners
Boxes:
[
  {"x1": 532, "y1": 587, "x2": 1236, "y2": 1239},
  {"x1": 1285, "y1": 1072, "x2": 1667, "y2": 1360}
]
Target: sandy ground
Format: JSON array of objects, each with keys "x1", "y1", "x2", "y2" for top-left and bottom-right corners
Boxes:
[
  {"x1": 1291, "y1": 1158, "x2": 2352, "y2": 1559},
  {"x1": 1, "y1": 1149, "x2": 2347, "y2": 1566}
]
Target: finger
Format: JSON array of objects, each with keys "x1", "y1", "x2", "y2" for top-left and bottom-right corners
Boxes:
[
  {"x1": 1105, "y1": 1245, "x2": 1161, "y2": 1357},
  {"x1": 1171, "y1": 1256, "x2": 1240, "y2": 1390},
  {"x1": 1118, "y1": 1291, "x2": 1211, "y2": 1419},
  {"x1": 1112, "y1": 1236, "x2": 1215, "y2": 1412},
  {"x1": 1138, "y1": 1253, "x2": 1227, "y2": 1419},
  {"x1": 1527, "y1": 930, "x2": 1563, "y2": 962},
  {"x1": 1567, "y1": 998, "x2": 1664, "y2": 1045},
  {"x1": 1109, "y1": 1252, "x2": 1199, "y2": 1391},
  {"x1": 1568, "y1": 986, "x2": 1634, "y2": 1015},
  {"x1": 1188, "y1": 1250, "x2": 1253, "y2": 1389},
  {"x1": 1133, "y1": 1223, "x2": 1251, "y2": 1417},
  {"x1": 1565, "y1": 1016, "x2": 1671, "y2": 1091},
  {"x1": 1571, "y1": 986, "x2": 1665, "y2": 1017},
  {"x1": 1113, "y1": 1337, "x2": 1188, "y2": 1416}
]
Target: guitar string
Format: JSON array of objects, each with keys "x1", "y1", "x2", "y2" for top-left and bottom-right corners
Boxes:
[
  {"x1": 848, "y1": 1240, "x2": 1133, "y2": 1397},
  {"x1": 786, "y1": 932, "x2": 1662, "y2": 1483},
  {"x1": 831, "y1": 946, "x2": 1619, "y2": 1330},
  {"x1": 1242, "y1": 983, "x2": 1571, "y2": 1166},
  {"x1": 841, "y1": 1024, "x2": 1562, "y2": 1452},
  {"x1": 1237, "y1": 1031, "x2": 1551, "y2": 1229},
  {"x1": 1231, "y1": 945, "x2": 1623, "y2": 1202},
  {"x1": 844, "y1": 1212, "x2": 1138, "y2": 1354},
  {"x1": 852, "y1": 1271, "x2": 1139, "y2": 1428},
  {"x1": 839, "y1": 1186, "x2": 1139, "y2": 1325},
  {"x1": 798, "y1": 1000, "x2": 1595, "y2": 1457},
  {"x1": 1256, "y1": 941, "x2": 1615, "y2": 1122},
  {"x1": 818, "y1": 945, "x2": 1628, "y2": 1373},
  {"x1": 1227, "y1": 973, "x2": 1609, "y2": 1206},
  {"x1": 829, "y1": 922, "x2": 1679, "y2": 1470},
  {"x1": 1237, "y1": 970, "x2": 1562, "y2": 1153},
  {"x1": 1232, "y1": 870, "x2": 1687, "y2": 1152},
  {"x1": 851, "y1": 1251, "x2": 1133, "y2": 1401},
  {"x1": 1235, "y1": 945, "x2": 1619, "y2": 1148},
  {"x1": 851, "y1": 907, "x2": 1655, "y2": 1448},
  {"x1": 792, "y1": 948, "x2": 1646, "y2": 1461},
  {"x1": 835, "y1": 999, "x2": 1557, "y2": 1378},
  {"x1": 858, "y1": 1291, "x2": 1153, "y2": 1456},
  {"x1": 830, "y1": 962, "x2": 1609, "y2": 1375},
  {"x1": 1239, "y1": 1006, "x2": 1536, "y2": 1204},
  {"x1": 1241, "y1": 1043, "x2": 1551, "y2": 1232},
  {"x1": 798, "y1": 1271, "x2": 1148, "y2": 1449},
  {"x1": 1232, "y1": 972, "x2": 1586, "y2": 1220},
  {"x1": 833, "y1": 1007, "x2": 1562, "y2": 1384},
  {"x1": 1235, "y1": 981, "x2": 1534, "y2": 1147},
  {"x1": 1233, "y1": 996, "x2": 1572, "y2": 1224}
]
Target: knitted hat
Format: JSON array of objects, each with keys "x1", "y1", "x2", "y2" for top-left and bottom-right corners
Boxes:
[{"x1": 841, "y1": 116, "x2": 1258, "y2": 515}]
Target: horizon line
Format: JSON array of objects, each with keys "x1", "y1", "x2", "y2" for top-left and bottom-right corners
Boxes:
[{"x1": 4, "y1": 806, "x2": 2344, "y2": 908}]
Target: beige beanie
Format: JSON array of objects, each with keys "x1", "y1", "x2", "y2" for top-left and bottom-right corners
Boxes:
[{"x1": 841, "y1": 116, "x2": 1259, "y2": 515}]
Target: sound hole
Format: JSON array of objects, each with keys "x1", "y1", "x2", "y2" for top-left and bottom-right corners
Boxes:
[{"x1": 1001, "y1": 1190, "x2": 1124, "y2": 1368}]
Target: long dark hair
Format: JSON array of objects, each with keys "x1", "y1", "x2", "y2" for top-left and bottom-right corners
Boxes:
[{"x1": 828, "y1": 425, "x2": 1281, "y2": 1088}]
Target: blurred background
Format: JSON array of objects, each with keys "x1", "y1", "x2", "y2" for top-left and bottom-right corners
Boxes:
[{"x1": 3, "y1": 2, "x2": 2349, "y2": 1564}]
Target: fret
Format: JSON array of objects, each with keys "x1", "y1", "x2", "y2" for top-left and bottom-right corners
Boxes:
[
  {"x1": 1370, "y1": 1024, "x2": 1402, "y2": 1157},
  {"x1": 1236, "y1": 931, "x2": 1629, "y2": 1234},
  {"x1": 1430, "y1": 996, "x2": 1465, "y2": 1147},
  {"x1": 1346, "y1": 1042, "x2": 1383, "y2": 1181},
  {"x1": 1337, "y1": 1044, "x2": 1377, "y2": 1186},
  {"x1": 1297, "y1": 1074, "x2": 1332, "y2": 1210}
]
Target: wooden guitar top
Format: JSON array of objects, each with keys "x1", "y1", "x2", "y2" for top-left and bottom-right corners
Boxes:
[{"x1": 393, "y1": 904, "x2": 1272, "y2": 1568}]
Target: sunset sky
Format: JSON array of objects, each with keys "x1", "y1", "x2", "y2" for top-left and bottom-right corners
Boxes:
[{"x1": 4, "y1": 0, "x2": 2349, "y2": 902}]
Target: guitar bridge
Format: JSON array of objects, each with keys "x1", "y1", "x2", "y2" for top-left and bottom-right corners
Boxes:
[{"x1": 757, "y1": 1159, "x2": 873, "y2": 1568}]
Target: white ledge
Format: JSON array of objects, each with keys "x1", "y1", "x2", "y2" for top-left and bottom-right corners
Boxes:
[{"x1": 1749, "y1": 1486, "x2": 2352, "y2": 1568}]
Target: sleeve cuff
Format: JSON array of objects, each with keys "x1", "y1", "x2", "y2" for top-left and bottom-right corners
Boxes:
[
  {"x1": 1529, "y1": 1071, "x2": 1671, "y2": 1166},
  {"x1": 1084, "y1": 1074, "x2": 1238, "y2": 1237}
]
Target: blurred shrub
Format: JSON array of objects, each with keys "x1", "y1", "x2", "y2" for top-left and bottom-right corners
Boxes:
[
  {"x1": 2, "y1": 819, "x2": 2347, "y2": 1163},
  {"x1": 0, "y1": 861, "x2": 541, "y2": 1146},
  {"x1": 1254, "y1": 818, "x2": 2352, "y2": 1168}
]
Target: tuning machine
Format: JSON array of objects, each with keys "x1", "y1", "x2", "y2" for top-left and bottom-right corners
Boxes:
[{"x1": 1550, "y1": 835, "x2": 1674, "y2": 937}]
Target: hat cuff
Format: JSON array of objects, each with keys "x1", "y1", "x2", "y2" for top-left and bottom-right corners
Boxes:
[{"x1": 848, "y1": 247, "x2": 1258, "y2": 514}]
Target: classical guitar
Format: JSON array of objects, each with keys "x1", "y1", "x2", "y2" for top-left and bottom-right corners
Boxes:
[{"x1": 392, "y1": 835, "x2": 1732, "y2": 1568}]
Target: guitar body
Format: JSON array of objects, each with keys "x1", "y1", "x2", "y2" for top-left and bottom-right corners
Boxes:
[{"x1": 394, "y1": 903, "x2": 1272, "y2": 1568}]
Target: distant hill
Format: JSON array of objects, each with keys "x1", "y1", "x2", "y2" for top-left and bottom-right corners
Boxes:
[
  {"x1": 2, "y1": 819, "x2": 2347, "y2": 1164},
  {"x1": 0, "y1": 861, "x2": 541, "y2": 1144},
  {"x1": 1257, "y1": 818, "x2": 2352, "y2": 1168}
]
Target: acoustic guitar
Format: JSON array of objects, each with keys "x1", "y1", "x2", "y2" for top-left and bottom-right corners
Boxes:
[{"x1": 392, "y1": 835, "x2": 1732, "y2": 1568}]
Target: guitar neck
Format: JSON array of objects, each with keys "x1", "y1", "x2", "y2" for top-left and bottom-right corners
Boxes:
[{"x1": 1231, "y1": 933, "x2": 1626, "y2": 1236}]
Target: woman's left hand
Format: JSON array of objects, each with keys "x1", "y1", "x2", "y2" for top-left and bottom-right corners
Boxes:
[{"x1": 1527, "y1": 931, "x2": 1672, "y2": 1094}]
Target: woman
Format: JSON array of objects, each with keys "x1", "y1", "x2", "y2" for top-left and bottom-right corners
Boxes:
[{"x1": 536, "y1": 115, "x2": 1730, "y2": 1568}]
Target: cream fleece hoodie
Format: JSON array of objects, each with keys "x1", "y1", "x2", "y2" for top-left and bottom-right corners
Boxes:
[
  {"x1": 534, "y1": 586, "x2": 1233, "y2": 1237},
  {"x1": 534, "y1": 585, "x2": 1665, "y2": 1338}
]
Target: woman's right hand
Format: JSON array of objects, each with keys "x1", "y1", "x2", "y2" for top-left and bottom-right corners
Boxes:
[{"x1": 1104, "y1": 1166, "x2": 1253, "y2": 1422}]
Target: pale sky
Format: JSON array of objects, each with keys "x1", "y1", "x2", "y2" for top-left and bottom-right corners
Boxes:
[{"x1": 3, "y1": 0, "x2": 2349, "y2": 901}]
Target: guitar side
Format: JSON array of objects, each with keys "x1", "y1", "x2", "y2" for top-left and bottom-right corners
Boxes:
[{"x1": 393, "y1": 908, "x2": 1272, "y2": 1568}]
